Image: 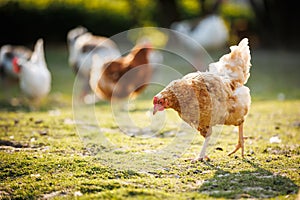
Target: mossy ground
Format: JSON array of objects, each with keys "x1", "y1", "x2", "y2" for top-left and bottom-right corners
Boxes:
[{"x1": 0, "y1": 46, "x2": 299, "y2": 199}]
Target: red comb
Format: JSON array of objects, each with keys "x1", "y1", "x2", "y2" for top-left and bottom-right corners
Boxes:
[
  {"x1": 12, "y1": 57, "x2": 18, "y2": 66},
  {"x1": 12, "y1": 57, "x2": 20, "y2": 73}
]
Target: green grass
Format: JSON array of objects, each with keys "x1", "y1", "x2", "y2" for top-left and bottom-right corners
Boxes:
[{"x1": 0, "y1": 46, "x2": 299, "y2": 199}]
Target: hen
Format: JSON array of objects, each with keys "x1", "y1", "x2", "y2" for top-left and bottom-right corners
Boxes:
[
  {"x1": 153, "y1": 38, "x2": 251, "y2": 161},
  {"x1": 90, "y1": 43, "x2": 152, "y2": 101},
  {"x1": 67, "y1": 26, "x2": 121, "y2": 101},
  {"x1": 12, "y1": 39, "x2": 51, "y2": 102}
]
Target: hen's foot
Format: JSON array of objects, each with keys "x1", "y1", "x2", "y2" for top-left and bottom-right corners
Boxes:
[
  {"x1": 228, "y1": 136, "x2": 248, "y2": 157},
  {"x1": 185, "y1": 156, "x2": 211, "y2": 163}
]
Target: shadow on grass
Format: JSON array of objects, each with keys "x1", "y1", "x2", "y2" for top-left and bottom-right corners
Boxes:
[
  {"x1": 0, "y1": 94, "x2": 71, "y2": 112},
  {"x1": 199, "y1": 160, "x2": 299, "y2": 199},
  {"x1": 0, "y1": 139, "x2": 29, "y2": 148},
  {"x1": 0, "y1": 100, "x2": 55, "y2": 112},
  {"x1": 0, "y1": 100, "x2": 31, "y2": 112}
]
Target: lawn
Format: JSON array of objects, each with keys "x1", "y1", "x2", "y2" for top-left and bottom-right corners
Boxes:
[{"x1": 0, "y1": 45, "x2": 299, "y2": 199}]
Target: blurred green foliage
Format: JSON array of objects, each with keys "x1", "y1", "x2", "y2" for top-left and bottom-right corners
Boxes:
[
  {"x1": 221, "y1": 2, "x2": 254, "y2": 19},
  {"x1": 0, "y1": 0, "x2": 134, "y2": 44},
  {"x1": 176, "y1": 0, "x2": 201, "y2": 19},
  {"x1": 220, "y1": 2, "x2": 255, "y2": 44},
  {"x1": 0, "y1": 0, "x2": 254, "y2": 45}
]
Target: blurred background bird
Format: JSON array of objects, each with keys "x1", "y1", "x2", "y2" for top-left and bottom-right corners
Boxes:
[
  {"x1": 90, "y1": 43, "x2": 153, "y2": 103},
  {"x1": 12, "y1": 39, "x2": 51, "y2": 107},
  {"x1": 67, "y1": 26, "x2": 121, "y2": 103},
  {"x1": 171, "y1": 14, "x2": 229, "y2": 50}
]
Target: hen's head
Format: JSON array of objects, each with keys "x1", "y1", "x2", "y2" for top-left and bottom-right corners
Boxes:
[
  {"x1": 153, "y1": 95, "x2": 169, "y2": 115},
  {"x1": 12, "y1": 57, "x2": 28, "y2": 74},
  {"x1": 67, "y1": 26, "x2": 88, "y2": 45}
]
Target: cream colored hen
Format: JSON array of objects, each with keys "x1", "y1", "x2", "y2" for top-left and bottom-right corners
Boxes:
[{"x1": 153, "y1": 38, "x2": 251, "y2": 161}]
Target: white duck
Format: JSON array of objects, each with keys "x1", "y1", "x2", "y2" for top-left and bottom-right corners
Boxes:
[
  {"x1": 171, "y1": 14, "x2": 229, "y2": 50},
  {"x1": 12, "y1": 39, "x2": 51, "y2": 101}
]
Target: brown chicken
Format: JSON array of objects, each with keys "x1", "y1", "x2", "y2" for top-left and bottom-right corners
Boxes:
[
  {"x1": 89, "y1": 44, "x2": 152, "y2": 101},
  {"x1": 67, "y1": 26, "x2": 121, "y2": 103},
  {"x1": 153, "y1": 38, "x2": 251, "y2": 161}
]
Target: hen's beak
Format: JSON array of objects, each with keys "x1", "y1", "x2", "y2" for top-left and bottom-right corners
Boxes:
[
  {"x1": 153, "y1": 105, "x2": 158, "y2": 115},
  {"x1": 153, "y1": 104, "x2": 162, "y2": 115}
]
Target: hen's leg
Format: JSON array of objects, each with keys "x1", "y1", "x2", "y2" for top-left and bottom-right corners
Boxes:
[
  {"x1": 228, "y1": 123, "x2": 246, "y2": 158},
  {"x1": 81, "y1": 79, "x2": 99, "y2": 104},
  {"x1": 192, "y1": 128, "x2": 212, "y2": 162},
  {"x1": 197, "y1": 135, "x2": 211, "y2": 161}
]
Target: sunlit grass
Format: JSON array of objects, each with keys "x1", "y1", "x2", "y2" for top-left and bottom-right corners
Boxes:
[{"x1": 0, "y1": 100, "x2": 299, "y2": 199}]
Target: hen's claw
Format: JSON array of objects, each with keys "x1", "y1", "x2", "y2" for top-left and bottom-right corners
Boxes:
[
  {"x1": 228, "y1": 143, "x2": 243, "y2": 157},
  {"x1": 228, "y1": 124, "x2": 246, "y2": 158},
  {"x1": 185, "y1": 156, "x2": 211, "y2": 163}
]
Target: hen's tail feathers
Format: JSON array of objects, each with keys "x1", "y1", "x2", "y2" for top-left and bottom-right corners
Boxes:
[
  {"x1": 31, "y1": 39, "x2": 47, "y2": 68},
  {"x1": 208, "y1": 38, "x2": 251, "y2": 86}
]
